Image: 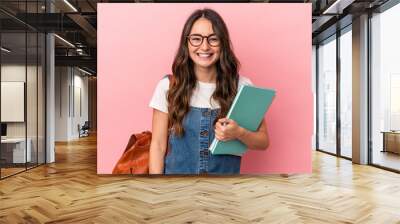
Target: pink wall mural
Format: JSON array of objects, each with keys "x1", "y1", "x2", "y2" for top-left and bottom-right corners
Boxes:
[{"x1": 97, "y1": 3, "x2": 312, "y2": 174}]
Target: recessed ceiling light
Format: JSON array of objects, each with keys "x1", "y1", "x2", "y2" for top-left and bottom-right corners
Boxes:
[
  {"x1": 1, "y1": 47, "x2": 11, "y2": 53},
  {"x1": 322, "y1": 0, "x2": 354, "y2": 15},
  {"x1": 54, "y1": 34, "x2": 75, "y2": 48},
  {"x1": 78, "y1": 67, "x2": 93, "y2": 76},
  {"x1": 63, "y1": 0, "x2": 78, "y2": 12}
]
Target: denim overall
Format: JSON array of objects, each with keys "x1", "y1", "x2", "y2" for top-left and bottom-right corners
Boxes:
[{"x1": 164, "y1": 107, "x2": 242, "y2": 175}]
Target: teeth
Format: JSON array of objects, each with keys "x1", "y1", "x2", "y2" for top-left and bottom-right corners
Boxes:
[{"x1": 198, "y1": 53, "x2": 212, "y2": 58}]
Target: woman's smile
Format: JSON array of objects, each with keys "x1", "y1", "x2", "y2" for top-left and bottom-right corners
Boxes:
[{"x1": 196, "y1": 52, "x2": 214, "y2": 59}]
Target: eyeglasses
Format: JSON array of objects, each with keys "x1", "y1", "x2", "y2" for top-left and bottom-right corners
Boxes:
[{"x1": 187, "y1": 34, "x2": 220, "y2": 47}]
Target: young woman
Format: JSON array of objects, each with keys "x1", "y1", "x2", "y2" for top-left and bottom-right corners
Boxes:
[{"x1": 149, "y1": 8, "x2": 269, "y2": 175}]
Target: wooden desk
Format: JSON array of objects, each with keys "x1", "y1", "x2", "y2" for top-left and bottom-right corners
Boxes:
[
  {"x1": 381, "y1": 131, "x2": 400, "y2": 154},
  {"x1": 1, "y1": 138, "x2": 32, "y2": 163}
]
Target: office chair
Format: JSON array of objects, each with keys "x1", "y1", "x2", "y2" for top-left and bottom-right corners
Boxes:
[{"x1": 79, "y1": 121, "x2": 90, "y2": 138}]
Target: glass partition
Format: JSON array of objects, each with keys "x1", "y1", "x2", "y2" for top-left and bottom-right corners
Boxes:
[
  {"x1": 0, "y1": 1, "x2": 46, "y2": 179},
  {"x1": 317, "y1": 35, "x2": 337, "y2": 155},
  {"x1": 1, "y1": 30, "x2": 28, "y2": 177}
]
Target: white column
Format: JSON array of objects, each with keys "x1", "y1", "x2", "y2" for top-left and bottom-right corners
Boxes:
[
  {"x1": 352, "y1": 14, "x2": 369, "y2": 164},
  {"x1": 46, "y1": 33, "x2": 55, "y2": 163},
  {"x1": 46, "y1": 1, "x2": 55, "y2": 163}
]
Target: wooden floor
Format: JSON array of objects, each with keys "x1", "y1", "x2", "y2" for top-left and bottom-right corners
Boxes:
[
  {"x1": 0, "y1": 167, "x2": 26, "y2": 178},
  {"x1": 373, "y1": 150, "x2": 400, "y2": 171},
  {"x1": 1, "y1": 135, "x2": 400, "y2": 224},
  {"x1": 1, "y1": 163, "x2": 45, "y2": 178}
]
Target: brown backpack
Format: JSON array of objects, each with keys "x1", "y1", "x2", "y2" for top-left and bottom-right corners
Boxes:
[
  {"x1": 112, "y1": 131, "x2": 153, "y2": 174},
  {"x1": 112, "y1": 75, "x2": 173, "y2": 174}
]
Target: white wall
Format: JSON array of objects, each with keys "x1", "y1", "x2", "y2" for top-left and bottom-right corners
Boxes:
[
  {"x1": 1, "y1": 65, "x2": 42, "y2": 137},
  {"x1": 72, "y1": 73, "x2": 89, "y2": 138},
  {"x1": 55, "y1": 67, "x2": 70, "y2": 141},
  {"x1": 1, "y1": 65, "x2": 26, "y2": 130},
  {"x1": 55, "y1": 67, "x2": 89, "y2": 141},
  {"x1": 1, "y1": 82, "x2": 25, "y2": 122},
  {"x1": 1, "y1": 64, "x2": 46, "y2": 163}
]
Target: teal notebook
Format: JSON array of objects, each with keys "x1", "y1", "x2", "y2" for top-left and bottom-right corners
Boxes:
[{"x1": 209, "y1": 85, "x2": 276, "y2": 156}]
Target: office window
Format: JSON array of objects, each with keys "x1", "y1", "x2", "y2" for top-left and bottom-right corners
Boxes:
[
  {"x1": 317, "y1": 35, "x2": 337, "y2": 154},
  {"x1": 340, "y1": 27, "x2": 352, "y2": 158},
  {"x1": 371, "y1": 3, "x2": 400, "y2": 171}
]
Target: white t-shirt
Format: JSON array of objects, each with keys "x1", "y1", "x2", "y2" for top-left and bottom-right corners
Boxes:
[{"x1": 149, "y1": 75, "x2": 253, "y2": 113}]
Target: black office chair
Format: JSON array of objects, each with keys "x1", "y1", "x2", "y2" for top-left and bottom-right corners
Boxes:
[{"x1": 79, "y1": 121, "x2": 90, "y2": 138}]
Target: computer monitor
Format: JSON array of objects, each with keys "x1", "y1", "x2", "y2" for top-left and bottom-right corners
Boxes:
[{"x1": 1, "y1": 123, "x2": 7, "y2": 137}]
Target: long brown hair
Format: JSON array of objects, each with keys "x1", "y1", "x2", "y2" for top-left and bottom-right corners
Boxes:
[{"x1": 167, "y1": 8, "x2": 240, "y2": 137}]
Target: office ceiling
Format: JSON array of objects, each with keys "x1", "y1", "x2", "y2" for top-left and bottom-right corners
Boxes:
[{"x1": 0, "y1": 0, "x2": 393, "y2": 75}]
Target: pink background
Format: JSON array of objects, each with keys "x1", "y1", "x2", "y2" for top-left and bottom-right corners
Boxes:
[{"x1": 97, "y1": 3, "x2": 312, "y2": 174}]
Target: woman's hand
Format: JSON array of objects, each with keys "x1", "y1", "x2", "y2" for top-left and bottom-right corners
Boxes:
[
  {"x1": 214, "y1": 118, "x2": 246, "y2": 141},
  {"x1": 215, "y1": 117, "x2": 270, "y2": 150}
]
